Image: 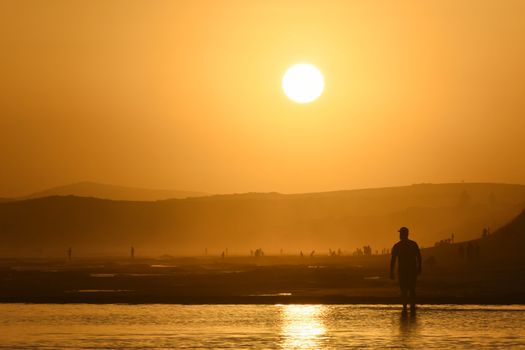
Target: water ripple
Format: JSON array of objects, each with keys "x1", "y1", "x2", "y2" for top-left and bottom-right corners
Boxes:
[{"x1": 0, "y1": 304, "x2": 523, "y2": 349}]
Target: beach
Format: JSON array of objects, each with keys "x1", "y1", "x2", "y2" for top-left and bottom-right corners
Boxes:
[{"x1": 1, "y1": 255, "x2": 523, "y2": 305}]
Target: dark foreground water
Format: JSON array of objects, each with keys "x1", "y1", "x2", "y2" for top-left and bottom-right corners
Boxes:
[{"x1": 0, "y1": 304, "x2": 524, "y2": 349}]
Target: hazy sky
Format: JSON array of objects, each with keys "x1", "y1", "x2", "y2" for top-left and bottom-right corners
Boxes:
[{"x1": 1, "y1": 0, "x2": 524, "y2": 196}]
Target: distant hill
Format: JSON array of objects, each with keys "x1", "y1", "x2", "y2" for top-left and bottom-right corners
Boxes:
[
  {"x1": 484, "y1": 208, "x2": 525, "y2": 260},
  {"x1": 422, "y1": 208, "x2": 525, "y2": 264},
  {"x1": 1, "y1": 183, "x2": 525, "y2": 256},
  {"x1": 24, "y1": 182, "x2": 207, "y2": 201}
]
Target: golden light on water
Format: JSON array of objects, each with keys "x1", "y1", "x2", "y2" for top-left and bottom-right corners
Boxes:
[{"x1": 280, "y1": 305, "x2": 326, "y2": 349}]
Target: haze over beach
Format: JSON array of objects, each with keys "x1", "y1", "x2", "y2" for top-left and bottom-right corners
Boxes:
[
  {"x1": 1, "y1": 1, "x2": 525, "y2": 349},
  {"x1": 1, "y1": 182, "x2": 525, "y2": 256}
]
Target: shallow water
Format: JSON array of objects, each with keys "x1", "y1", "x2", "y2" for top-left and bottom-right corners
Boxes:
[{"x1": 0, "y1": 304, "x2": 524, "y2": 349}]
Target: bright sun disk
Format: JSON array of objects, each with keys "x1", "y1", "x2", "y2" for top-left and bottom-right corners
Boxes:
[{"x1": 282, "y1": 63, "x2": 324, "y2": 103}]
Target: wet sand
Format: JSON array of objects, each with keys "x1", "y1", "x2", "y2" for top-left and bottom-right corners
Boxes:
[{"x1": 0, "y1": 255, "x2": 523, "y2": 304}]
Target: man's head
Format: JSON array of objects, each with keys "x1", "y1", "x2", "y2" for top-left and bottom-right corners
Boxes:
[{"x1": 398, "y1": 227, "x2": 409, "y2": 241}]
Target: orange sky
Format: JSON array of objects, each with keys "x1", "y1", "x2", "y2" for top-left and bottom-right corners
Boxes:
[{"x1": 1, "y1": 0, "x2": 524, "y2": 196}]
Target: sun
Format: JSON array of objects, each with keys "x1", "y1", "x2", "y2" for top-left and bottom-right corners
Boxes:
[{"x1": 282, "y1": 63, "x2": 324, "y2": 103}]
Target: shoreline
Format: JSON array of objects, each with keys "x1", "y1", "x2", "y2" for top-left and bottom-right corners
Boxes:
[
  {"x1": 1, "y1": 295, "x2": 524, "y2": 305},
  {"x1": 2, "y1": 257, "x2": 524, "y2": 306}
]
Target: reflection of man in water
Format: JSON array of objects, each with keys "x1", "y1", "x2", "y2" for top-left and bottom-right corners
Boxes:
[{"x1": 390, "y1": 227, "x2": 422, "y2": 312}]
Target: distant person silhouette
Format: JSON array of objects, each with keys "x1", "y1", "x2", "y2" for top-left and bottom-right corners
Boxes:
[{"x1": 390, "y1": 227, "x2": 422, "y2": 313}]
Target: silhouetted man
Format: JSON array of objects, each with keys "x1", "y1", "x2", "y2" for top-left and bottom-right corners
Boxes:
[{"x1": 390, "y1": 227, "x2": 422, "y2": 313}]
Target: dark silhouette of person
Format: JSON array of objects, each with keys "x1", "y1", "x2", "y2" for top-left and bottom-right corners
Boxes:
[
  {"x1": 67, "y1": 247, "x2": 72, "y2": 262},
  {"x1": 390, "y1": 227, "x2": 422, "y2": 313},
  {"x1": 459, "y1": 244, "x2": 465, "y2": 260},
  {"x1": 466, "y1": 242, "x2": 473, "y2": 261}
]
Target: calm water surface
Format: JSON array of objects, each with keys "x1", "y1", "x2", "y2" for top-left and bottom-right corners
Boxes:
[{"x1": 0, "y1": 304, "x2": 524, "y2": 349}]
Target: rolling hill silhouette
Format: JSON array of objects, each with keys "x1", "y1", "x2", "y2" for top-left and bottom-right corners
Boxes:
[
  {"x1": 23, "y1": 181, "x2": 207, "y2": 201},
  {"x1": 0, "y1": 183, "x2": 524, "y2": 256},
  {"x1": 420, "y1": 206, "x2": 525, "y2": 267},
  {"x1": 483, "y1": 208, "x2": 525, "y2": 260}
]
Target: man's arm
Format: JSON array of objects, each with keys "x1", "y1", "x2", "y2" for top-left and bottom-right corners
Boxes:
[
  {"x1": 416, "y1": 243, "x2": 422, "y2": 275},
  {"x1": 390, "y1": 246, "x2": 397, "y2": 279}
]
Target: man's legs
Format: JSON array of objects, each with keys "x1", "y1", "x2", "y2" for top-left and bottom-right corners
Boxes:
[
  {"x1": 409, "y1": 285, "x2": 416, "y2": 312},
  {"x1": 400, "y1": 284, "x2": 408, "y2": 311},
  {"x1": 400, "y1": 274, "x2": 416, "y2": 312}
]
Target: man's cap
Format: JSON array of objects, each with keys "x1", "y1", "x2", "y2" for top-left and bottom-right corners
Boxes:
[{"x1": 398, "y1": 226, "x2": 409, "y2": 234}]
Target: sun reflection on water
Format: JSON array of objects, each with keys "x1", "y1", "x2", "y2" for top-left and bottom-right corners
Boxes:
[{"x1": 280, "y1": 305, "x2": 327, "y2": 349}]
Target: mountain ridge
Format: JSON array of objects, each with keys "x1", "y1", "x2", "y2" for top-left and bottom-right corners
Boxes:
[
  {"x1": 20, "y1": 181, "x2": 207, "y2": 201},
  {"x1": 1, "y1": 183, "x2": 524, "y2": 257}
]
